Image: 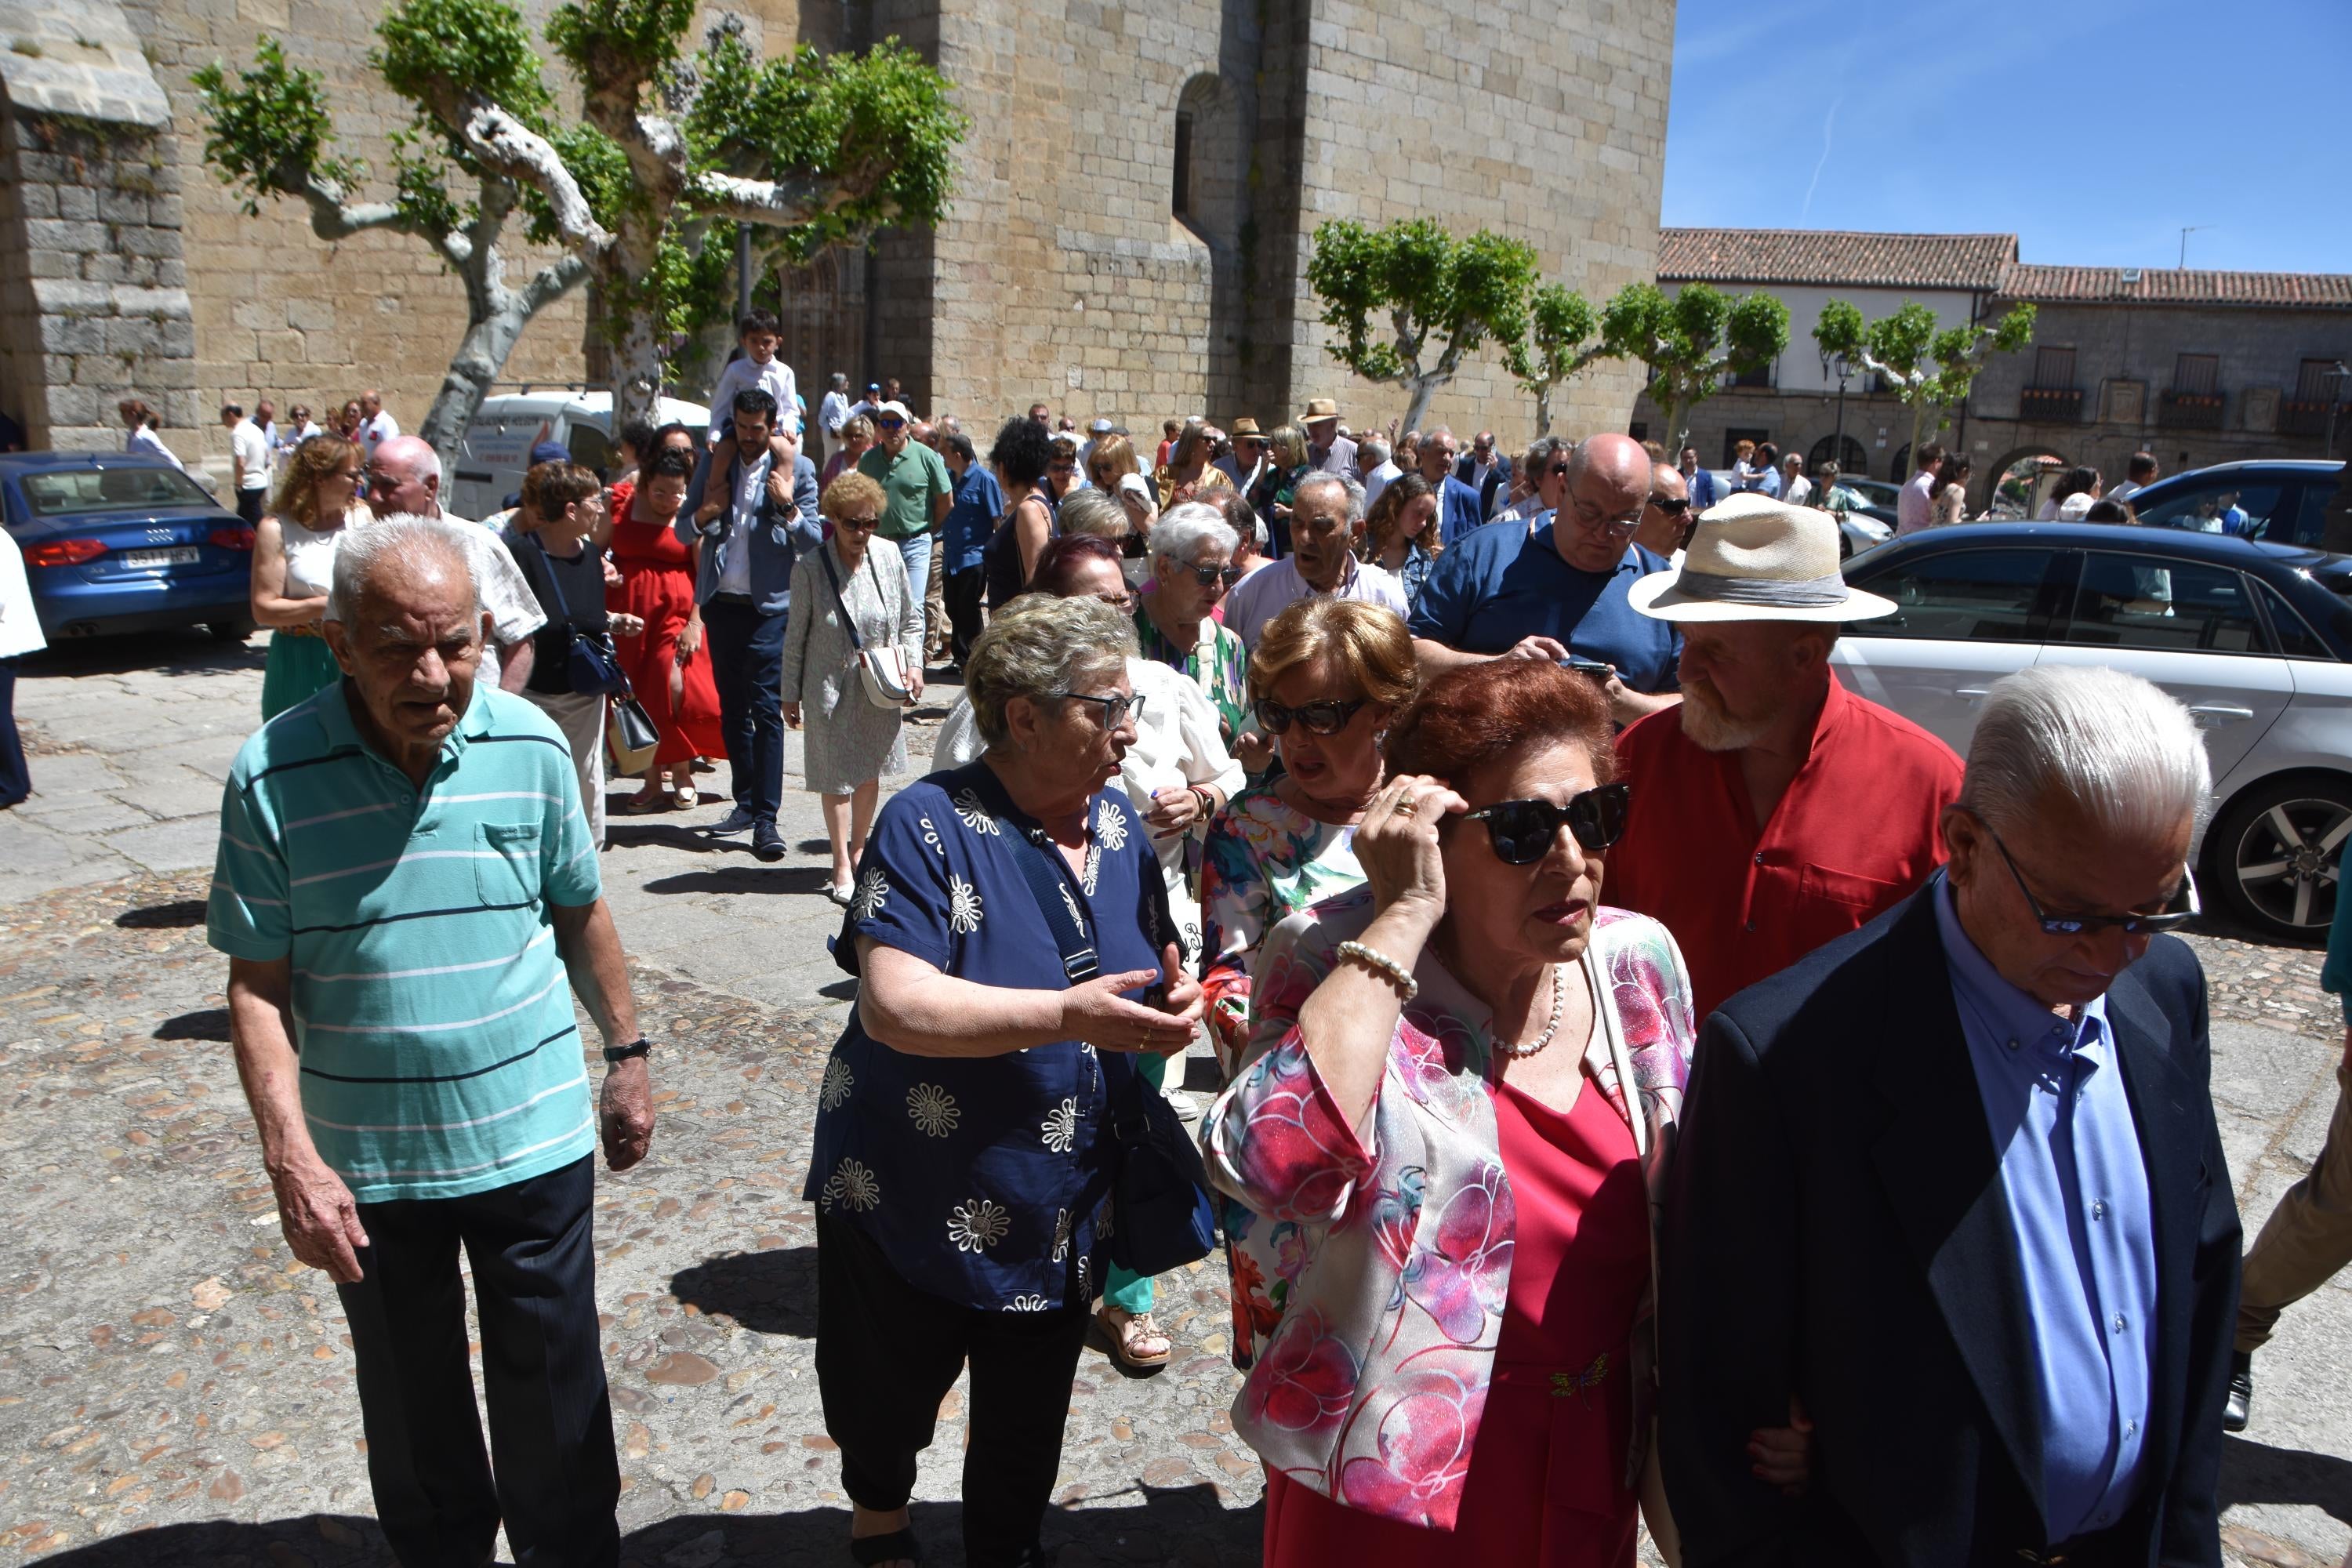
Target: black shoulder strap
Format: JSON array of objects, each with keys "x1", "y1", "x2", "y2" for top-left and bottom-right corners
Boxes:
[
  {"x1": 963, "y1": 764, "x2": 1098, "y2": 983},
  {"x1": 813, "y1": 545, "x2": 864, "y2": 652},
  {"x1": 524, "y1": 534, "x2": 577, "y2": 633}
]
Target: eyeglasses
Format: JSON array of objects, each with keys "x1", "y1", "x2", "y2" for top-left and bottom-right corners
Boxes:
[
  {"x1": 1976, "y1": 815, "x2": 2199, "y2": 935},
  {"x1": 1056, "y1": 690, "x2": 1145, "y2": 729},
  {"x1": 1174, "y1": 563, "x2": 1244, "y2": 589},
  {"x1": 1253, "y1": 696, "x2": 1366, "y2": 736},
  {"x1": 836, "y1": 514, "x2": 880, "y2": 529},
  {"x1": 1461, "y1": 783, "x2": 1631, "y2": 866},
  {"x1": 1570, "y1": 499, "x2": 1643, "y2": 538},
  {"x1": 1648, "y1": 495, "x2": 1691, "y2": 515},
  {"x1": 876, "y1": 417, "x2": 906, "y2": 431}
]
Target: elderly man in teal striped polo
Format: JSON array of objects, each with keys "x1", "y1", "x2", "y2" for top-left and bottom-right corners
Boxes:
[{"x1": 209, "y1": 514, "x2": 656, "y2": 1568}]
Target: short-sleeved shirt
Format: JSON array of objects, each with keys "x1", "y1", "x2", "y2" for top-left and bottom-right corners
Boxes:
[
  {"x1": 942, "y1": 464, "x2": 1004, "y2": 574},
  {"x1": 206, "y1": 682, "x2": 601, "y2": 1203},
  {"x1": 1220, "y1": 555, "x2": 1409, "y2": 652},
  {"x1": 1606, "y1": 674, "x2": 1964, "y2": 1018},
  {"x1": 1408, "y1": 519, "x2": 1682, "y2": 693},
  {"x1": 804, "y1": 762, "x2": 1175, "y2": 1310},
  {"x1": 858, "y1": 441, "x2": 953, "y2": 544},
  {"x1": 230, "y1": 419, "x2": 270, "y2": 490}
]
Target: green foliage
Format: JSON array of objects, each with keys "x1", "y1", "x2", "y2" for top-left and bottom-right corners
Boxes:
[
  {"x1": 1600, "y1": 281, "x2": 1789, "y2": 445},
  {"x1": 1815, "y1": 296, "x2": 2036, "y2": 468},
  {"x1": 375, "y1": 0, "x2": 554, "y2": 127},
  {"x1": 191, "y1": 38, "x2": 361, "y2": 212},
  {"x1": 1307, "y1": 218, "x2": 1537, "y2": 387},
  {"x1": 1505, "y1": 282, "x2": 1599, "y2": 387},
  {"x1": 545, "y1": 0, "x2": 697, "y2": 82},
  {"x1": 387, "y1": 128, "x2": 466, "y2": 237}
]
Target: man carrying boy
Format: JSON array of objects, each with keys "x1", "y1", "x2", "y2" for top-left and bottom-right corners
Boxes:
[{"x1": 696, "y1": 310, "x2": 802, "y2": 525}]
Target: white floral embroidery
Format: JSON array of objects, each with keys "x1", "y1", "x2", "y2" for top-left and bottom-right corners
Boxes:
[
  {"x1": 819, "y1": 1158, "x2": 880, "y2": 1214},
  {"x1": 1052, "y1": 1207, "x2": 1073, "y2": 1262},
  {"x1": 1007, "y1": 1294, "x2": 1052, "y2": 1312},
  {"x1": 917, "y1": 815, "x2": 946, "y2": 858},
  {"x1": 906, "y1": 1082, "x2": 961, "y2": 1138},
  {"x1": 947, "y1": 1197, "x2": 1011, "y2": 1253},
  {"x1": 1080, "y1": 842, "x2": 1101, "y2": 896},
  {"x1": 1040, "y1": 1097, "x2": 1079, "y2": 1154},
  {"x1": 1058, "y1": 880, "x2": 1088, "y2": 938},
  {"x1": 947, "y1": 875, "x2": 984, "y2": 935},
  {"x1": 848, "y1": 866, "x2": 890, "y2": 921},
  {"x1": 951, "y1": 789, "x2": 1000, "y2": 836},
  {"x1": 1096, "y1": 797, "x2": 1130, "y2": 853},
  {"x1": 819, "y1": 1058, "x2": 855, "y2": 1112}
]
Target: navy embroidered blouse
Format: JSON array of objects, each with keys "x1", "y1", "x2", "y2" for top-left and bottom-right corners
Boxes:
[{"x1": 803, "y1": 760, "x2": 1174, "y2": 1310}]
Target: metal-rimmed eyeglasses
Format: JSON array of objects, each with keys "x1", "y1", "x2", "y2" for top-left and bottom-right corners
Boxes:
[
  {"x1": 1057, "y1": 690, "x2": 1145, "y2": 730},
  {"x1": 1977, "y1": 815, "x2": 2199, "y2": 935}
]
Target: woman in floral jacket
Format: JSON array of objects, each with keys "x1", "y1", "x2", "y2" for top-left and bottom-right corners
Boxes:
[{"x1": 1202, "y1": 659, "x2": 1807, "y2": 1565}]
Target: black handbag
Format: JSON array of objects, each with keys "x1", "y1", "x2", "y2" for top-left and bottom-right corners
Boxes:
[
  {"x1": 975, "y1": 768, "x2": 1218, "y2": 1279},
  {"x1": 529, "y1": 536, "x2": 627, "y2": 697}
]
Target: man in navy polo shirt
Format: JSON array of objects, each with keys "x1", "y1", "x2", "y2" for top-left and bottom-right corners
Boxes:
[{"x1": 1410, "y1": 431, "x2": 1682, "y2": 728}]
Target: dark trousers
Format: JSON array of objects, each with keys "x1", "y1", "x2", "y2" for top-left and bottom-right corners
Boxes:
[
  {"x1": 336, "y1": 1156, "x2": 619, "y2": 1568},
  {"x1": 0, "y1": 662, "x2": 25, "y2": 808},
  {"x1": 702, "y1": 597, "x2": 786, "y2": 824},
  {"x1": 945, "y1": 566, "x2": 986, "y2": 666},
  {"x1": 815, "y1": 1215, "x2": 1091, "y2": 1567},
  {"x1": 237, "y1": 486, "x2": 266, "y2": 524}
]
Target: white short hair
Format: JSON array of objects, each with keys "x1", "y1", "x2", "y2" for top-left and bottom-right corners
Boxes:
[
  {"x1": 1294, "y1": 470, "x2": 1365, "y2": 523},
  {"x1": 328, "y1": 514, "x2": 478, "y2": 627},
  {"x1": 1959, "y1": 665, "x2": 2211, "y2": 843},
  {"x1": 1149, "y1": 502, "x2": 1238, "y2": 567}
]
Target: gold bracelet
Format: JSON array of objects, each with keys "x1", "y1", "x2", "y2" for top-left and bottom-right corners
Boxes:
[{"x1": 1335, "y1": 939, "x2": 1417, "y2": 1003}]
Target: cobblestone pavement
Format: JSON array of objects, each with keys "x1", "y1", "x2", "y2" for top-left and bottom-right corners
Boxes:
[{"x1": 1, "y1": 633, "x2": 2348, "y2": 1566}]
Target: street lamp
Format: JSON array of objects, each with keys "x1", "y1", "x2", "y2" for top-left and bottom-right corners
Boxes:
[{"x1": 1820, "y1": 347, "x2": 1853, "y2": 475}]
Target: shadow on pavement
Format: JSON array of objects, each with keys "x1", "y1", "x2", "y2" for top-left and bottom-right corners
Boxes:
[
  {"x1": 641, "y1": 866, "x2": 834, "y2": 897},
  {"x1": 154, "y1": 1007, "x2": 231, "y2": 1043},
  {"x1": 667, "y1": 1246, "x2": 818, "y2": 1338},
  {"x1": 2220, "y1": 1432, "x2": 2352, "y2": 1523},
  {"x1": 28, "y1": 1488, "x2": 1261, "y2": 1566},
  {"x1": 117, "y1": 899, "x2": 209, "y2": 929},
  {"x1": 604, "y1": 822, "x2": 736, "y2": 855},
  {"x1": 19, "y1": 630, "x2": 267, "y2": 681}
]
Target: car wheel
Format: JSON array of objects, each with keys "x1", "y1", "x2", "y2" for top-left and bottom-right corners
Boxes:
[
  {"x1": 207, "y1": 619, "x2": 256, "y2": 643},
  {"x1": 2208, "y1": 775, "x2": 2352, "y2": 941}
]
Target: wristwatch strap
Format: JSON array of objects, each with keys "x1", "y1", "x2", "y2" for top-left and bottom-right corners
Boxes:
[{"x1": 601, "y1": 1037, "x2": 652, "y2": 1064}]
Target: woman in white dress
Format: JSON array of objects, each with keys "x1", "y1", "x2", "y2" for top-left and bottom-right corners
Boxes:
[
  {"x1": 781, "y1": 471, "x2": 925, "y2": 902},
  {"x1": 253, "y1": 434, "x2": 365, "y2": 719}
]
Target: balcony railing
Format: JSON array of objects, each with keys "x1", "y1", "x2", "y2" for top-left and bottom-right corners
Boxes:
[
  {"x1": 2018, "y1": 386, "x2": 2084, "y2": 423},
  {"x1": 2158, "y1": 389, "x2": 2225, "y2": 430},
  {"x1": 2281, "y1": 399, "x2": 2334, "y2": 437}
]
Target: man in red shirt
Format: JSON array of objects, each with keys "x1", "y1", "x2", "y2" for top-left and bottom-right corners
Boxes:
[{"x1": 1607, "y1": 493, "x2": 1963, "y2": 1018}]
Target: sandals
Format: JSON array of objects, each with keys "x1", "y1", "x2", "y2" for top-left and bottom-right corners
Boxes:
[
  {"x1": 848, "y1": 1528, "x2": 920, "y2": 1566},
  {"x1": 621, "y1": 787, "x2": 669, "y2": 815},
  {"x1": 826, "y1": 882, "x2": 855, "y2": 908},
  {"x1": 1098, "y1": 1305, "x2": 1172, "y2": 1370},
  {"x1": 673, "y1": 783, "x2": 699, "y2": 809}
]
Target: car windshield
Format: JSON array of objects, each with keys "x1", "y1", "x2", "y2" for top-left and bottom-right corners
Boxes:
[
  {"x1": 21, "y1": 466, "x2": 216, "y2": 517},
  {"x1": 2136, "y1": 481, "x2": 2288, "y2": 539}
]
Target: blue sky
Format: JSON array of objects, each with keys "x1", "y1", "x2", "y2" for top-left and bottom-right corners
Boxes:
[{"x1": 1662, "y1": 0, "x2": 2352, "y2": 275}]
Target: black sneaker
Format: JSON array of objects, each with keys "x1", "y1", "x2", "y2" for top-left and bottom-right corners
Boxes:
[
  {"x1": 752, "y1": 821, "x2": 787, "y2": 862},
  {"x1": 2223, "y1": 1350, "x2": 2253, "y2": 1432},
  {"x1": 709, "y1": 807, "x2": 760, "y2": 837}
]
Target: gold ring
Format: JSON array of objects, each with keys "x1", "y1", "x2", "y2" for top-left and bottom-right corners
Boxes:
[{"x1": 1393, "y1": 797, "x2": 1418, "y2": 818}]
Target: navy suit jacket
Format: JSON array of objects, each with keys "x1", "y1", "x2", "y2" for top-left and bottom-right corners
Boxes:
[
  {"x1": 1454, "y1": 455, "x2": 1509, "y2": 517},
  {"x1": 1660, "y1": 890, "x2": 2239, "y2": 1568},
  {"x1": 686, "y1": 450, "x2": 822, "y2": 615}
]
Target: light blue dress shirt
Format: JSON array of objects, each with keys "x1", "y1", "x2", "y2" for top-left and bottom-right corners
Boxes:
[{"x1": 1934, "y1": 875, "x2": 2156, "y2": 1541}]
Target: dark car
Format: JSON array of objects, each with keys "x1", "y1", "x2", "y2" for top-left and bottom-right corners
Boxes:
[
  {"x1": 0, "y1": 452, "x2": 257, "y2": 641},
  {"x1": 2128, "y1": 459, "x2": 2343, "y2": 548},
  {"x1": 1835, "y1": 522, "x2": 2352, "y2": 941}
]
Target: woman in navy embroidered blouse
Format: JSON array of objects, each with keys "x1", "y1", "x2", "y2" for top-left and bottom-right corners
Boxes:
[{"x1": 803, "y1": 593, "x2": 1202, "y2": 1568}]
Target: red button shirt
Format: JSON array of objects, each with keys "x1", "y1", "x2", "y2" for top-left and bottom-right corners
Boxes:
[{"x1": 1606, "y1": 674, "x2": 1963, "y2": 1020}]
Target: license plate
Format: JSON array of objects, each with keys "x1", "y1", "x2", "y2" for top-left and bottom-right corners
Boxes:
[{"x1": 120, "y1": 547, "x2": 199, "y2": 568}]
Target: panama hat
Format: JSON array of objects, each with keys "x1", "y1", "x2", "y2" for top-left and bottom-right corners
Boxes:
[
  {"x1": 1229, "y1": 417, "x2": 1265, "y2": 438},
  {"x1": 1295, "y1": 397, "x2": 1343, "y2": 424},
  {"x1": 1629, "y1": 492, "x2": 1897, "y2": 624}
]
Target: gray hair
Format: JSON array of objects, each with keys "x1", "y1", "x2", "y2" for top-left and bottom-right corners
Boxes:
[
  {"x1": 328, "y1": 514, "x2": 479, "y2": 627},
  {"x1": 1058, "y1": 488, "x2": 1129, "y2": 540},
  {"x1": 1959, "y1": 666, "x2": 2211, "y2": 843},
  {"x1": 1149, "y1": 501, "x2": 1238, "y2": 568},
  {"x1": 965, "y1": 594, "x2": 1138, "y2": 749},
  {"x1": 1358, "y1": 436, "x2": 1390, "y2": 466},
  {"x1": 1523, "y1": 434, "x2": 1567, "y2": 476},
  {"x1": 1294, "y1": 470, "x2": 1366, "y2": 523}
]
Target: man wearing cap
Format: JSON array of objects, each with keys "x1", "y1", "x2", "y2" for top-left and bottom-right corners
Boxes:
[
  {"x1": 1409, "y1": 433, "x2": 1682, "y2": 727},
  {"x1": 1607, "y1": 492, "x2": 1964, "y2": 1018},
  {"x1": 1298, "y1": 398, "x2": 1357, "y2": 477},
  {"x1": 857, "y1": 401, "x2": 953, "y2": 651}
]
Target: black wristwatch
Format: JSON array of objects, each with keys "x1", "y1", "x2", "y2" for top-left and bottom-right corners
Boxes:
[{"x1": 601, "y1": 1037, "x2": 652, "y2": 1064}]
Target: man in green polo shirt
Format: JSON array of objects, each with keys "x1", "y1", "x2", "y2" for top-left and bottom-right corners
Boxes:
[
  {"x1": 209, "y1": 514, "x2": 656, "y2": 1568},
  {"x1": 856, "y1": 399, "x2": 953, "y2": 637}
]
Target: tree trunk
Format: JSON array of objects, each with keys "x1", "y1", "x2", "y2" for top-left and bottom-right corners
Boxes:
[
  {"x1": 418, "y1": 300, "x2": 541, "y2": 466},
  {"x1": 1398, "y1": 375, "x2": 1444, "y2": 441},
  {"x1": 1532, "y1": 383, "x2": 1552, "y2": 444},
  {"x1": 1904, "y1": 401, "x2": 1927, "y2": 478}
]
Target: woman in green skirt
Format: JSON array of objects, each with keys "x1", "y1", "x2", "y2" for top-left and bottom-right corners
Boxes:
[{"x1": 253, "y1": 433, "x2": 363, "y2": 720}]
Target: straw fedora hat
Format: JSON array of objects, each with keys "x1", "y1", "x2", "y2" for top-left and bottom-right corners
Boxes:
[
  {"x1": 1628, "y1": 492, "x2": 1897, "y2": 623},
  {"x1": 1295, "y1": 397, "x2": 1342, "y2": 424},
  {"x1": 1229, "y1": 417, "x2": 1265, "y2": 438}
]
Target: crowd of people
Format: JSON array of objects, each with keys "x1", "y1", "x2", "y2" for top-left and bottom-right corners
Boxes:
[{"x1": 183, "y1": 336, "x2": 2352, "y2": 1568}]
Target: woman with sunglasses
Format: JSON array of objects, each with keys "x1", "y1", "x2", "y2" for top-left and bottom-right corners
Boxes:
[
  {"x1": 1359, "y1": 470, "x2": 1441, "y2": 615},
  {"x1": 1203, "y1": 658, "x2": 1810, "y2": 1566},
  {"x1": 1197, "y1": 597, "x2": 1415, "y2": 1074},
  {"x1": 1153, "y1": 423, "x2": 1233, "y2": 513},
  {"x1": 1135, "y1": 502, "x2": 1253, "y2": 749},
  {"x1": 782, "y1": 471, "x2": 926, "y2": 903}
]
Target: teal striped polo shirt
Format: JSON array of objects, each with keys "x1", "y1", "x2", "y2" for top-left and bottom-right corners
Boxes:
[{"x1": 207, "y1": 680, "x2": 602, "y2": 1203}]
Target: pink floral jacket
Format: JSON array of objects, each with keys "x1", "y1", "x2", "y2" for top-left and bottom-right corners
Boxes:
[{"x1": 1200, "y1": 888, "x2": 1696, "y2": 1530}]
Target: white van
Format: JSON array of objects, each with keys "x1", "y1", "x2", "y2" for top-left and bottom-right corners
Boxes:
[{"x1": 448, "y1": 389, "x2": 710, "y2": 520}]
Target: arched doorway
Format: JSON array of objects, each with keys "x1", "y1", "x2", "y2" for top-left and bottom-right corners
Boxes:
[
  {"x1": 1984, "y1": 445, "x2": 2072, "y2": 520},
  {"x1": 1806, "y1": 434, "x2": 1870, "y2": 477}
]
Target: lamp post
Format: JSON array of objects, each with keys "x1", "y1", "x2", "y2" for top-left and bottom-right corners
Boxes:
[{"x1": 1820, "y1": 348, "x2": 1853, "y2": 475}]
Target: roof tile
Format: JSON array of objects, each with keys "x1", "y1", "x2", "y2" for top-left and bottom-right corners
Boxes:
[
  {"x1": 1658, "y1": 228, "x2": 2016, "y2": 291},
  {"x1": 1994, "y1": 263, "x2": 2352, "y2": 309}
]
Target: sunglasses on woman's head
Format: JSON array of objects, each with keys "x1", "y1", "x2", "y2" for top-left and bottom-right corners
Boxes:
[
  {"x1": 1253, "y1": 696, "x2": 1366, "y2": 736},
  {"x1": 1176, "y1": 563, "x2": 1244, "y2": 588},
  {"x1": 1461, "y1": 782, "x2": 1632, "y2": 865}
]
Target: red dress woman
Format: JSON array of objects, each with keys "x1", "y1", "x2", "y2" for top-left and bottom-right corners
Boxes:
[{"x1": 606, "y1": 451, "x2": 726, "y2": 809}]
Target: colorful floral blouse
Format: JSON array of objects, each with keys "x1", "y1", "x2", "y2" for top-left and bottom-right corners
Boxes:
[
  {"x1": 1133, "y1": 604, "x2": 1250, "y2": 742},
  {"x1": 1199, "y1": 889, "x2": 1696, "y2": 1532},
  {"x1": 802, "y1": 761, "x2": 1174, "y2": 1311},
  {"x1": 1199, "y1": 785, "x2": 1367, "y2": 1068}
]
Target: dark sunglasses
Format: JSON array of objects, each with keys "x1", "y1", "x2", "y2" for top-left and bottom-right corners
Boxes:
[
  {"x1": 1980, "y1": 818, "x2": 2199, "y2": 935},
  {"x1": 836, "y1": 513, "x2": 880, "y2": 529},
  {"x1": 1649, "y1": 495, "x2": 1691, "y2": 515},
  {"x1": 1174, "y1": 563, "x2": 1244, "y2": 589},
  {"x1": 875, "y1": 417, "x2": 906, "y2": 430},
  {"x1": 1058, "y1": 689, "x2": 1145, "y2": 729},
  {"x1": 1461, "y1": 782, "x2": 1631, "y2": 865},
  {"x1": 1253, "y1": 696, "x2": 1365, "y2": 736}
]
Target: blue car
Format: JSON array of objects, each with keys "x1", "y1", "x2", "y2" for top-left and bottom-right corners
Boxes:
[{"x1": 0, "y1": 452, "x2": 257, "y2": 641}]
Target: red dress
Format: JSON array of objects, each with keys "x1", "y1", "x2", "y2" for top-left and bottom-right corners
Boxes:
[
  {"x1": 605, "y1": 499, "x2": 726, "y2": 766},
  {"x1": 1261, "y1": 1073, "x2": 1650, "y2": 1566}
]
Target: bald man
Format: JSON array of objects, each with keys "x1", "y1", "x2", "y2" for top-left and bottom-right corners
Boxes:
[
  {"x1": 1409, "y1": 432, "x2": 1682, "y2": 727},
  {"x1": 358, "y1": 389, "x2": 399, "y2": 459},
  {"x1": 361, "y1": 435, "x2": 546, "y2": 692},
  {"x1": 1633, "y1": 459, "x2": 1693, "y2": 559}
]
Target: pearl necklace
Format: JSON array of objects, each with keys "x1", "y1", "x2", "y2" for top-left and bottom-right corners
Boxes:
[{"x1": 1493, "y1": 964, "x2": 1566, "y2": 1060}]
